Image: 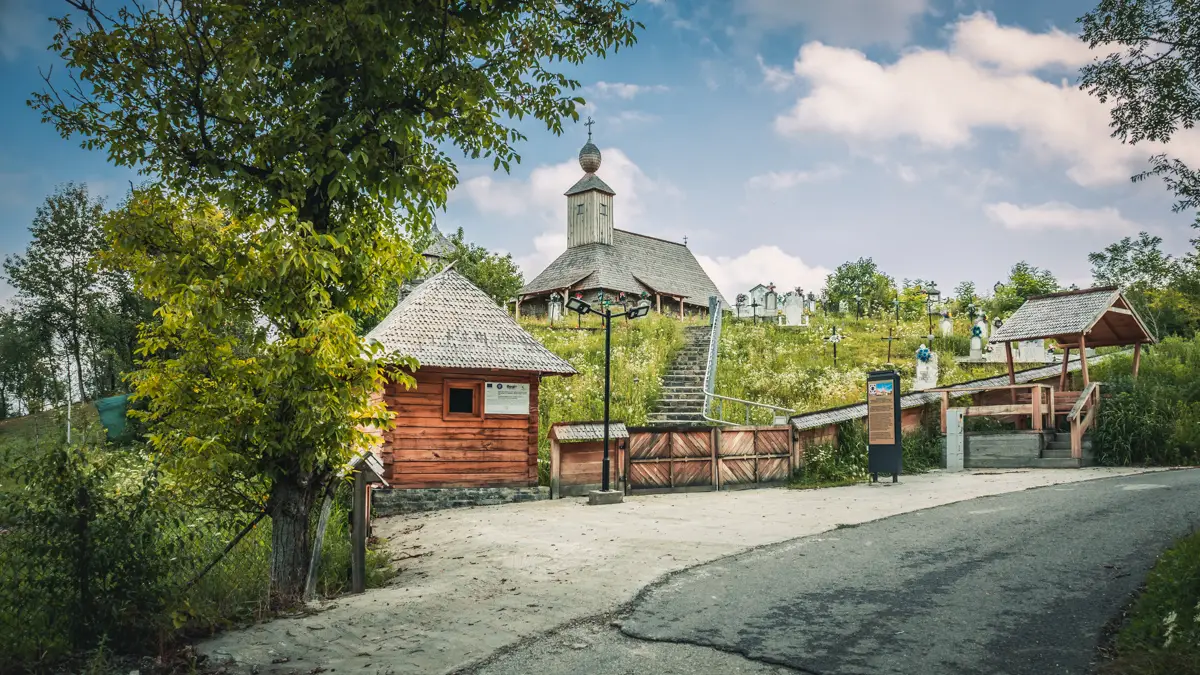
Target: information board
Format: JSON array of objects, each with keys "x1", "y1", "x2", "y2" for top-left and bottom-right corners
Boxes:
[
  {"x1": 484, "y1": 382, "x2": 530, "y2": 415},
  {"x1": 867, "y1": 380, "x2": 897, "y2": 445}
]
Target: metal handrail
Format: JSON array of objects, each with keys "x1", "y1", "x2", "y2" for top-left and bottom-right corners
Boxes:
[{"x1": 700, "y1": 297, "x2": 795, "y2": 426}]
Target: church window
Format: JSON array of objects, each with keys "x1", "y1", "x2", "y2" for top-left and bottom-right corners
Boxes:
[
  {"x1": 600, "y1": 203, "x2": 607, "y2": 216},
  {"x1": 576, "y1": 204, "x2": 584, "y2": 216}
]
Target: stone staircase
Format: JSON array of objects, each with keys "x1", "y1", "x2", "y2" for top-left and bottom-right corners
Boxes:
[{"x1": 647, "y1": 326, "x2": 711, "y2": 426}]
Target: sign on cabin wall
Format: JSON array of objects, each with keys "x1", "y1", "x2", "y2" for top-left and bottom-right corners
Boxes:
[{"x1": 485, "y1": 382, "x2": 530, "y2": 415}]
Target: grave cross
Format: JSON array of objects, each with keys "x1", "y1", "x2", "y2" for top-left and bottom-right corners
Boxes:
[
  {"x1": 879, "y1": 325, "x2": 901, "y2": 363},
  {"x1": 825, "y1": 326, "x2": 844, "y2": 367}
]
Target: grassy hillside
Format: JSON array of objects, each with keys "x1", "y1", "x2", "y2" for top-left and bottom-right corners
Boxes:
[
  {"x1": 715, "y1": 314, "x2": 1009, "y2": 417},
  {"x1": 520, "y1": 313, "x2": 690, "y2": 481}
]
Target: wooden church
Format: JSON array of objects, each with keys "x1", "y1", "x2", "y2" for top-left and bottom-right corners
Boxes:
[{"x1": 517, "y1": 124, "x2": 727, "y2": 318}]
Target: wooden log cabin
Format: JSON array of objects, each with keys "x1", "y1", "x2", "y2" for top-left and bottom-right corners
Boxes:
[{"x1": 363, "y1": 268, "x2": 576, "y2": 512}]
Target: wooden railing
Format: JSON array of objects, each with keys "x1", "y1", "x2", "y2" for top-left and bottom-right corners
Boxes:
[
  {"x1": 1066, "y1": 382, "x2": 1101, "y2": 459},
  {"x1": 932, "y1": 383, "x2": 1053, "y2": 432}
]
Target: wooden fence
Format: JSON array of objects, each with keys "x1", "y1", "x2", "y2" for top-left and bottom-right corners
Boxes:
[{"x1": 624, "y1": 425, "x2": 794, "y2": 494}]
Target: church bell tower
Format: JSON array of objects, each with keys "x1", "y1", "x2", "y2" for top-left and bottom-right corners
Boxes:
[{"x1": 565, "y1": 118, "x2": 616, "y2": 248}]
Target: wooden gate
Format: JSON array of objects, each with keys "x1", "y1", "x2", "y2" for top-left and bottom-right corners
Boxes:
[
  {"x1": 626, "y1": 427, "x2": 714, "y2": 494},
  {"x1": 625, "y1": 425, "x2": 792, "y2": 494},
  {"x1": 717, "y1": 427, "x2": 791, "y2": 489}
]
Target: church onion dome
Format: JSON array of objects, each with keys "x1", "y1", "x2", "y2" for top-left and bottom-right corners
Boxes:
[{"x1": 578, "y1": 141, "x2": 602, "y2": 173}]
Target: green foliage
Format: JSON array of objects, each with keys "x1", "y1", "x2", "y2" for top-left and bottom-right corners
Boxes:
[
  {"x1": 902, "y1": 409, "x2": 945, "y2": 473},
  {"x1": 1114, "y1": 529, "x2": 1200, "y2": 661},
  {"x1": 1092, "y1": 336, "x2": 1200, "y2": 466},
  {"x1": 1080, "y1": 1, "x2": 1200, "y2": 225},
  {"x1": 523, "y1": 313, "x2": 684, "y2": 484},
  {"x1": 715, "y1": 314, "x2": 1007, "y2": 422},
  {"x1": 441, "y1": 227, "x2": 525, "y2": 305},
  {"x1": 824, "y1": 258, "x2": 896, "y2": 315},
  {"x1": 952, "y1": 281, "x2": 978, "y2": 315},
  {"x1": 36, "y1": 0, "x2": 640, "y2": 601},
  {"x1": 0, "y1": 444, "x2": 180, "y2": 668},
  {"x1": 1089, "y1": 232, "x2": 1200, "y2": 339},
  {"x1": 791, "y1": 413, "x2": 944, "y2": 487},
  {"x1": 989, "y1": 261, "x2": 1059, "y2": 316}
]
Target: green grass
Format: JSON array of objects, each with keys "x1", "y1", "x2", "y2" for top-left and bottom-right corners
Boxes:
[
  {"x1": 1101, "y1": 529, "x2": 1200, "y2": 674},
  {"x1": 522, "y1": 313, "x2": 689, "y2": 484},
  {"x1": 715, "y1": 314, "x2": 1008, "y2": 423}
]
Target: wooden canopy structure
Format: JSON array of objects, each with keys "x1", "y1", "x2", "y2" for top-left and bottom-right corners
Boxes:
[{"x1": 989, "y1": 286, "x2": 1156, "y2": 389}]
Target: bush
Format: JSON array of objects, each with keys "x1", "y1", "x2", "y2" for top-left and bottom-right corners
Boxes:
[
  {"x1": 0, "y1": 444, "x2": 182, "y2": 669},
  {"x1": 1112, "y1": 530, "x2": 1200, "y2": 665},
  {"x1": 793, "y1": 414, "x2": 944, "y2": 486},
  {"x1": 1093, "y1": 389, "x2": 1179, "y2": 466}
]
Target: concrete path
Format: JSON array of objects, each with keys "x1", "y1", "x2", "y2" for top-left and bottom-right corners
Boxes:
[
  {"x1": 198, "y1": 468, "x2": 1159, "y2": 674},
  {"x1": 472, "y1": 469, "x2": 1200, "y2": 675}
]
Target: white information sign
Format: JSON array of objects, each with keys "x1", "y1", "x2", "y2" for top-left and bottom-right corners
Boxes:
[{"x1": 485, "y1": 382, "x2": 530, "y2": 415}]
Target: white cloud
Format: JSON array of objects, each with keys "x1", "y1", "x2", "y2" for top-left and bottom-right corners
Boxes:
[
  {"x1": 769, "y1": 12, "x2": 1200, "y2": 188},
  {"x1": 696, "y1": 246, "x2": 830, "y2": 301},
  {"x1": 587, "y1": 82, "x2": 670, "y2": 100},
  {"x1": 756, "y1": 55, "x2": 795, "y2": 92},
  {"x1": 455, "y1": 147, "x2": 676, "y2": 230},
  {"x1": 735, "y1": 0, "x2": 932, "y2": 47},
  {"x1": 514, "y1": 230, "x2": 569, "y2": 280},
  {"x1": 609, "y1": 110, "x2": 660, "y2": 128},
  {"x1": 746, "y1": 165, "x2": 843, "y2": 190},
  {"x1": 983, "y1": 201, "x2": 1139, "y2": 233}
]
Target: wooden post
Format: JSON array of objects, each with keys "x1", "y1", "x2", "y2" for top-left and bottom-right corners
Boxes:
[
  {"x1": 1132, "y1": 343, "x2": 1142, "y2": 379},
  {"x1": 550, "y1": 437, "x2": 561, "y2": 499},
  {"x1": 656, "y1": 293, "x2": 661, "y2": 313},
  {"x1": 1005, "y1": 342, "x2": 1020, "y2": 429},
  {"x1": 1059, "y1": 346, "x2": 1071, "y2": 391},
  {"x1": 1031, "y1": 386, "x2": 1043, "y2": 431},
  {"x1": 515, "y1": 296, "x2": 521, "y2": 320},
  {"x1": 940, "y1": 391, "x2": 950, "y2": 434},
  {"x1": 1079, "y1": 336, "x2": 1090, "y2": 387},
  {"x1": 1048, "y1": 388, "x2": 1056, "y2": 429},
  {"x1": 679, "y1": 296, "x2": 684, "y2": 320},
  {"x1": 712, "y1": 427, "x2": 721, "y2": 490},
  {"x1": 351, "y1": 469, "x2": 367, "y2": 594}
]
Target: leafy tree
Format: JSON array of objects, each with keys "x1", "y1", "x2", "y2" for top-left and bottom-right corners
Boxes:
[
  {"x1": 443, "y1": 227, "x2": 525, "y2": 305},
  {"x1": 898, "y1": 278, "x2": 937, "y2": 320},
  {"x1": 824, "y1": 258, "x2": 895, "y2": 316},
  {"x1": 35, "y1": 0, "x2": 640, "y2": 603},
  {"x1": 952, "y1": 281, "x2": 978, "y2": 315},
  {"x1": 4, "y1": 183, "x2": 107, "y2": 401},
  {"x1": 1080, "y1": 2, "x2": 1200, "y2": 225},
  {"x1": 1089, "y1": 232, "x2": 1178, "y2": 289},
  {"x1": 990, "y1": 261, "x2": 1059, "y2": 315}
]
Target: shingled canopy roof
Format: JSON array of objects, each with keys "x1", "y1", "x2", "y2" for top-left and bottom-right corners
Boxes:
[
  {"x1": 366, "y1": 268, "x2": 577, "y2": 375},
  {"x1": 422, "y1": 225, "x2": 456, "y2": 260},
  {"x1": 520, "y1": 229, "x2": 728, "y2": 307},
  {"x1": 988, "y1": 286, "x2": 1155, "y2": 348}
]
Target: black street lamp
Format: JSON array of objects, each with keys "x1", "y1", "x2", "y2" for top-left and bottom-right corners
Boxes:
[
  {"x1": 565, "y1": 293, "x2": 652, "y2": 493},
  {"x1": 924, "y1": 286, "x2": 941, "y2": 341}
]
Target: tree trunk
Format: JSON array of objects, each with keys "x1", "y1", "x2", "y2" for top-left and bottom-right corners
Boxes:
[
  {"x1": 71, "y1": 331, "x2": 86, "y2": 403},
  {"x1": 269, "y1": 476, "x2": 315, "y2": 607}
]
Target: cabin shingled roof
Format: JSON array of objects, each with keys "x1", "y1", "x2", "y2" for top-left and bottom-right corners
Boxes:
[
  {"x1": 550, "y1": 421, "x2": 630, "y2": 443},
  {"x1": 988, "y1": 286, "x2": 1154, "y2": 345},
  {"x1": 520, "y1": 229, "x2": 728, "y2": 307},
  {"x1": 564, "y1": 174, "x2": 616, "y2": 196},
  {"x1": 366, "y1": 268, "x2": 577, "y2": 375}
]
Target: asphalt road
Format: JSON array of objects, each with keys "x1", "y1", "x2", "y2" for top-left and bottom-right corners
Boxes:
[{"x1": 468, "y1": 470, "x2": 1200, "y2": 675}]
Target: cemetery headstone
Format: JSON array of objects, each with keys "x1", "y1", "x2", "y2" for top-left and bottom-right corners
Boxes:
[
  {"x1": 914, "y1": 344, "x2": 939, "y2": 391},
  {"x1": 783, "y1": 293, "x2": 807, "y2": 327},
  {"x1": 969, "y1": 323, "x2": 984, "y2": 360},
  {"x1": 1017, "y1": 339, "x2": 1047, "y2": 363},
  {"x1": 838, "y1": 299, "x2": 849, "y2": 315},
  {"x1": 940, "y1": 313, "x2": 953, "y2": 338}
]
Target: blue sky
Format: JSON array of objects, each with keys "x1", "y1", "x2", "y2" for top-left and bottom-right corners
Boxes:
[{"x1": 3, "y1": 0, "x2": 1199, "y2": 303}]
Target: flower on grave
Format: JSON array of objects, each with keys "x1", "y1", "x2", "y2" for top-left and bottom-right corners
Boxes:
[
  {"x1": 972, "y1": 325, "x2": 983, "y2": 338},
  {"x1": 917, "y1": 345, "x2": 932, "y2": 363}
]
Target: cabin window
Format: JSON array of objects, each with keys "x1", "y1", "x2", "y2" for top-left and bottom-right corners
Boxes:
[
  {"x1": 600, "y1": 203, "x2": 607, "y2": 216},
  {"x1": 443, "y1": 380, "x2": 483, "y2": 419},
  {"x1": 576, "y1": 204, "x2": 584, "y2": 216}
]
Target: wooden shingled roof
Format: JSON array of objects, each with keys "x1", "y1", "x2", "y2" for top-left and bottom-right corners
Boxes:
[
  {"x1": 366, "y1": 268, "x2": 577, "y2": 375},
  {"x1": 988, "y1": 286, "x2": 1155, "y2": 348},
  {"x1": 549, "y1": 421, "x2": 630, "y2": 443}
]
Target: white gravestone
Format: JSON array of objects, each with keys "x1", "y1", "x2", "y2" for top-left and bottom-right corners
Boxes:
[
  {"x1": 940, "y1": 315, "x2": 953, "y2": 338},
  {"x1": 782, "y1": 294, "x2": 807, "y2": 327},
  {"x1": 969, "y1": 326, "x2": 984, "y2": 361},
  {"x1": 914, "y1": 345, "x2": 939, "y2": 391},
  {"x1": 1016, "y1": 339, "x2": 1047, "y2": 363},
  {"x1": 549, "y1": 299, "x2": 562, "y2": 322}
]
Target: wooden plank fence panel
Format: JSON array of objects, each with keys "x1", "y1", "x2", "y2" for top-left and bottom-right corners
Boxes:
[
  {"x1": 626, "y1": 425, "x2": 791, "y2": 494},
  {"x1": 671, "y1": 431, "x2": 710, "y2": 458},
  {"x1": 719, "y1": 458, "x2": 756, "y2": 486},
  {"x1": 674, "y1": 460, "x2": 714, "y2": 487},
  {"x1": 629, "y1": 462, "x2": 670, "y2": 490},
  {"x1": 757, "y1": 457, "x2": 790, "y2": 483},
  {"x1": 720, "y1": 430, "x2": 755, "y2": 457},
  {"x1": 630, "y1": 431, "x2": 669, "y2": 460},
  {"x1": 757, "y1": 430, "x2": 790, "y2": 455}
]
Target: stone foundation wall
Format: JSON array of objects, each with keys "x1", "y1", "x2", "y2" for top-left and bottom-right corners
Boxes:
[{"x1": 372, "y1": 486, "x2": 549, "y2": 516}]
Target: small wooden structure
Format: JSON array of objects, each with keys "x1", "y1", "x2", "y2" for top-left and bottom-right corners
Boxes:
[
  {"x1": 548, "y1": 421, "x2": 629, "y2": 498},
  {"x1": 364, "y1": 268, "x2": 577, "y2": 490},
  {"x1": 939, "y1": 286, "x2": 1155, "y2": 460}
]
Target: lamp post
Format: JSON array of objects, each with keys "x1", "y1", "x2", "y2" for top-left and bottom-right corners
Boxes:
[
  {"x1": 924, "y1": 286, "x2": 941, "y2": 341},
  {"x1": 566, "y1": 293, "x2": 652, "y2": 495}
]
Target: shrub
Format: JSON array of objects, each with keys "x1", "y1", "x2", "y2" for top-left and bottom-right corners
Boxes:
[
  {"x1": 1117, "y1": 530, "x2": 1200, "y2": 657},
  {"x1": 793, "y1": 414, "x2": 944, "y2": 486},
  {"x1": 0, "y1": 444, "x2": 182, "y2": 669},
  {"x1": 1093, "y1": 389, "x2": 1178, "y2": 466}
]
